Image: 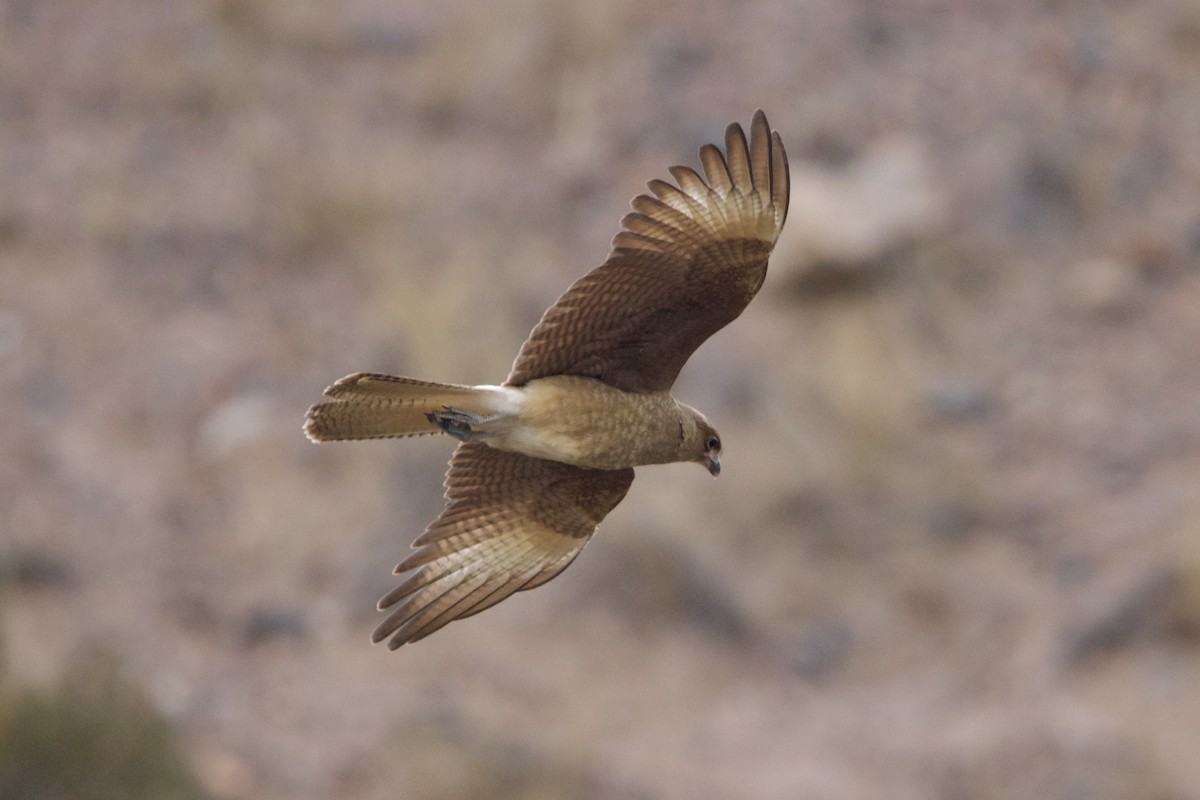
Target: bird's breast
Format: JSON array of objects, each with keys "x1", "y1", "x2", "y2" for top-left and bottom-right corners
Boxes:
[{"x1": 497, "y1": 376, "x2": 686, "y2": 471}]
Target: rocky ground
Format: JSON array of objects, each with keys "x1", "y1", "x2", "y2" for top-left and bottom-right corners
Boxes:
[{"x1": 2, "y1": 1, "x2": 1200, "y2": 798}]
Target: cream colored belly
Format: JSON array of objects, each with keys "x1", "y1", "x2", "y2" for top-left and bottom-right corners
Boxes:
[{"x1": 487, "y1": 376, "x2": 683, "y2": 470}]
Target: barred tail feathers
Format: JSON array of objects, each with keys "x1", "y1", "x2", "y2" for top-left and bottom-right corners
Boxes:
[{"x1": 304, "y1": 373, "x2": 507, "y2": 442}]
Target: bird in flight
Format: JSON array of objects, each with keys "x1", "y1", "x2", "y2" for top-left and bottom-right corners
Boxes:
[{"x1": 305, "y1": 110, "x2": 789, "y2": 649}]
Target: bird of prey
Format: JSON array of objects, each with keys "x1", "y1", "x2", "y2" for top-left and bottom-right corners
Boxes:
[{"x1": 305, "y1": 110, "x2": 789, "y2": 649}]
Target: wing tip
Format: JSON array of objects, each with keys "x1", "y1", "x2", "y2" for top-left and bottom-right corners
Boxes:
[
  {"x1": 687, "y1": 109, "x2": 788, "y2": 227},
  {"x1": 302, "y1": 412, "x2": 327, "y2": 442}
]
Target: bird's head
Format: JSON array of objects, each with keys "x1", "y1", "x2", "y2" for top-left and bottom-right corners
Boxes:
[
  {"x1": 702, "y1": 432, "x2": 722, "y2": 477},
  {"x1": 693, "y1": 416, "x2": 722, "y2": 477}
]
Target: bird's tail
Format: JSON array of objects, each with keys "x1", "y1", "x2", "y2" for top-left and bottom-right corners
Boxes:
[{"x1": 304, "y1": 372, "x2": 507, "y2": 442}]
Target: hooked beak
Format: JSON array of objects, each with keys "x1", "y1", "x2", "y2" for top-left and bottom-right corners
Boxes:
[{"x1": 704, "y1": 453, "x2": 721, "y2": 477}]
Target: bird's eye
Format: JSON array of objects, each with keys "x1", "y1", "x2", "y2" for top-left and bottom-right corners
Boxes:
[{"x1": 706, "y1": 436, "x2": 720, "y2": 451}]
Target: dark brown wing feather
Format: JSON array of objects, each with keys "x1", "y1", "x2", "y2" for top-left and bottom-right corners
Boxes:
[
  {"x1": 373, "y1": 442, "x2": 634, "y2": 649},
  {"x1": 505, "y1": 109, "x2": 790, "y2": 392}
]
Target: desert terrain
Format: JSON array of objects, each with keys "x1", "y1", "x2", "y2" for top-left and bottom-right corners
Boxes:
[{"x1": 2, "y1": 1, "x2": 1200, "y2": 798}]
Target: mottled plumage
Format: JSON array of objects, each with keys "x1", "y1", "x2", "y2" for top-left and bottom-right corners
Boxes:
[{"x1": 305, "y1": 110, "x2": 789, "y2": 648}]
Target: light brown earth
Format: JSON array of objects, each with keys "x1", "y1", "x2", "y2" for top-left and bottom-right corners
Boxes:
[{"x1": 3, "y1": 1, "x2": 1200, "y2": 798}]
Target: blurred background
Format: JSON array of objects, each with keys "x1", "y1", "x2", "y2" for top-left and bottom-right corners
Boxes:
[{"x1": 2, "y1": 1, "x2": 1200, "y2": 798}]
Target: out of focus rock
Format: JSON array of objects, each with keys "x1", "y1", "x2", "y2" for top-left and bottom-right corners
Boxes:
[
  {"x1": 786, "y1": 618, "x2": 853, "y2": 681},
  {"x1": 928, "y1": 499, "x2": 983, "y2": 542},
  {"x1": 771, "y1": 137, "x2": 945, "y2": 291},
  {"x1": 0, "y1": 309, "x2": 23, "y2": 362},
  {"x1": 0, "y1": 548, "x2": 79, "y2": 591},
  {"x1": 393, "y1": 710, "x2": 626, "y2": 800},
  {"x1": 922, "y1": 375, "x2": 992, "y2": 422},
  {"x1": 594, "y1": 539, "x2": 752, "y2": 644},
  {"x1": 1060, "y1": 256, "x2": 1141, "y2": 318},
  {"x1": 1169, "y1": 514, "x2": 1200, "y2": 640},
  {"x1": 351, "y1": 17, "x2": 431, "y2": 55},
  {"x1": 242, "y1": 605, "x2": 311, "y2": 647},
  {"x1": 1063, "y1": 564, "x2": 1190, "y2": 665},
  {"x1": 195, "y1": 750, "x2": 257, "y2": 800},
  {"x1": 197, "y1": 393, "x2": 279, "y2": 462}
]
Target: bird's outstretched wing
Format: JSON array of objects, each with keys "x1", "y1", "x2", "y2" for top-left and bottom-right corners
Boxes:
[
  {"x1": 506, "y1": 109, "x2": 789, "y2": 393},
  {"x1": 373, "y1": 442, "x2": 634, "y2": 648}
]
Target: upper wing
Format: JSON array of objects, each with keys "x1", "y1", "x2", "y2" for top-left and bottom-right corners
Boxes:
[
  {"x1": 373, "y1": 442, "x2": 634, "y2": 648},
  {"x1": 505, "y1": 109, "x2": 789, "y2": 393}
]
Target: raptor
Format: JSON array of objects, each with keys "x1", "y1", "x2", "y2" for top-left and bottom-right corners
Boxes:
[{"x1": 305, "y1": 110, "x2": 789, "y2": 649}]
